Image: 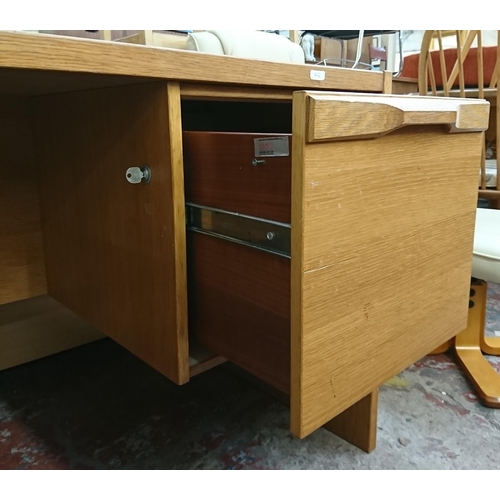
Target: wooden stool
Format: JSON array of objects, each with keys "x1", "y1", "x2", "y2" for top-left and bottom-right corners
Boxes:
[{"x1": 430, "y1": 209, "x2": 500, "y2": 407}]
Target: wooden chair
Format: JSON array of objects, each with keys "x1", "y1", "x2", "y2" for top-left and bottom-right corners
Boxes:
[
  {"x1": 429, "y1": 30, "x2": 467, "y2": 50},
  {"x1": 418, "y1": 30, "x2": 500, "y2": 209}
]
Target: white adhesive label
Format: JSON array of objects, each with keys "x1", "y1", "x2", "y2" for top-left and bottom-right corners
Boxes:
[
  {"x1": 254, "y1": 137, "x2": 290, "y2": 157},
  {"x1": 310, "y1": 69, "x2": 325, "y2": 81}
]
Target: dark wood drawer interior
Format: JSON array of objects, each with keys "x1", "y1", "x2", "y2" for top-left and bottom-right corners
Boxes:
[
  {"x1": 187, "y1": 232, "x2": 290, "y2": 393},
  {"x1": 183, "y1": 127, "x2": 292, "y2": 392},
  {"x1": 183, "y1": 131, "x2": 292, "y2": 224}
]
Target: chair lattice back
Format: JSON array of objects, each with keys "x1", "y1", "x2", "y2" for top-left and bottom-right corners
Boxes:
[
  {"x1": 418, "y1": 30, "x2": 500, "y2": 196},
  {"x1": 418, "y1": 30, "x2": 499, "y2": 98}
]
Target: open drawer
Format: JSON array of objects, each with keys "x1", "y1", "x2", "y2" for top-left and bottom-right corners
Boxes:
[
  {"x1": 33, "y1": 84, "x2": 489, "y2": 451},
  {"x1": 183, "y1": 92, "x2": 490, "y2": 441}
]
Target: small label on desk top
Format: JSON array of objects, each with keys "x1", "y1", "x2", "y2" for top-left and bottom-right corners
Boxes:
[
  {"x1": 254, "y1": 137, "x2": 289, "y2": 157},
  {"x1": 310, "y1": 70, "x2": 325, "y2": 81}
]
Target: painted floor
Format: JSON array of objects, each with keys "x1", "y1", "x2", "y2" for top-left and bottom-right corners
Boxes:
[{"x1": 1, "y1": 283, "x2": 499, "y2": 469}]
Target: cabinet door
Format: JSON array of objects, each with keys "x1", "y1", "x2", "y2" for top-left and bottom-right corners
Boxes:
[
  {"x1": 33, "y1": 82, "x2": 189, "y2": 384},
  {"x1": 290, "y1": 92, "x2": 489, "y2": 437}
]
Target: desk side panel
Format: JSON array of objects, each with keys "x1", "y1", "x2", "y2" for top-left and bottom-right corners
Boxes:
[
  {"x1": 33, "y1": 82, "x2": 189, "y2": 384},
  {"x1": 0, "y1": 295, "x2": 104, "y2": 370},
  {"x1": 0, "y1": 97, "x2": 47, "y2": 305},
  {"x1": 291, "y1": 94, "x2": 484, "y2": 437}
]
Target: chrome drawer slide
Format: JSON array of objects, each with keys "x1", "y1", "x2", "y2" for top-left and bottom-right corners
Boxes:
[{"x1": 186, "y1": 203, "x2": 290, "y2": 258}]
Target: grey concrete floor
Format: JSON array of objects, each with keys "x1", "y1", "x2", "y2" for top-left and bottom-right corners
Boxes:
[{"x1": 1, "y1": 283, "x2": 499, "y2": 469}]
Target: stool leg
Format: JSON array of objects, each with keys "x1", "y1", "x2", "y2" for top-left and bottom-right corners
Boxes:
[
  {"x1": 481, "y1": 335, "x2": 500, "y2": 355},
  {"x1": 455, "y1": 280, "x2": 500, "y2": 407},
  {"x1": 479, "y1": 281, "x2": 500, "y2": 354}
]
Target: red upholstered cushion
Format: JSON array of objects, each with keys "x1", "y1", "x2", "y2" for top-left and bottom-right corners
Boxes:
[{"x1": 401, "y1": 46, "x2": 497, "y2": 87}]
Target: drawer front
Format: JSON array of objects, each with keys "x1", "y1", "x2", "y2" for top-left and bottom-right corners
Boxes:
[
  {"x1": 290, "y1": 91, "x2": 490, "y2": 438},
  {"x1": 183, "y1": 132, "x2": 291, "y2": 224},
  {"x1": 187, "y1": 231, "x2": 290, "y2": 393},
  {"x1": 183, "y1": 93, "x2": 489, "y2": 443},
  {"x1": 184, "y1": 131, "x2": 292, "y2": 393}
]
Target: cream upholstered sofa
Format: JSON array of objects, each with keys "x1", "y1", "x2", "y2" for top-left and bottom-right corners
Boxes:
[{"x1": 186, "y1": 30, "x2": 305, "y2": 64}]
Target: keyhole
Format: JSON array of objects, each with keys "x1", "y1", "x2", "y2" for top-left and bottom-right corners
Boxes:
[{"x1": 127, "y1": 173, "x2": 132, "y2": 178}]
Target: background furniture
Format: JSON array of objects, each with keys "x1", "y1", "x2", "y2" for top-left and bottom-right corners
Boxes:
[
  {"x1": 409, "y1": 31, "x2": 500, "y2": 405},
  {"x1": 107, "y1": 30, "x2": 191, "y2": 49},
  {"x1": 304, "y1": 35, "x2": 373, "y2": 69},
  {"x1": 95, "y1": 30, "x2": 304, "y2": 60},
  {"x1": 302, "y1": 30, "x2": 402, "y2": 72},
  {"x1": 368, "y1": 43, "x2": 388, "y2": 71},
  {"x1": 185, "y1": 30, "x2": 304, "y2": 63},
  {"x1": 0, "y1": 31, "x2": 489, "y2": 453},
  {"x1": 456, "y1": 209, "x2": 500, "y2": 407},
  {"x1": 37, "y1": 30, "x2": 193, "y2": 48},
  {"x1": 405, "y1": 30, "x2": 500, "y2": 208},
  {"x1": 431, "y1": 210, "x2": 500, "y2": 407}
]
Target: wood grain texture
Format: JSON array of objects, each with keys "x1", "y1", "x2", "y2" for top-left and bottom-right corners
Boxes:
[
  {"x1": 183, "y1": 132, "x2": 291, "y2": 223},
  {"x1": 0, "y1": 295, "x2": 104, "y2": 370},
  {"x1": 382, "y1": 71, "x2": 393, "y2": 94},
  {"x1": 226, "y1": 364, "x2": 377, "y2": 452},
  {"x1": 291, "y1": 92, "x2": 485, "y2": 438},
  {"x1": 0, "y1": 31, "x2": 385, "y2": 95},
  {"x1": 167, "y1": 83, "x2": 191, "y2": 382},
  {"x1": 0, "y1": 68, "x2": 157, "y2": 97},
  {"x1": 306, "y1": 92, "x2": 490, "y2": 142},
  {"x1": 323, "y1": 390, "x2": 378, "y2": 453},
  {"x1": 290, "y1": 91, "x2": 307, "y2": 437},
  {"x1": 392, "y1": 77, "x2": 418, "y2": 95},
  {"x1": 187, "y1": 232, "x2": 291, "y2": 394},
  {"x1": 181, "y1": 84, "x2": 294, "y2": 101},
  {"x1": 0, "y1": 96, "x2": 47, "y2": 305},
  {"x1": 32, "y1": 82, "x2": 189, "y2": 384}
]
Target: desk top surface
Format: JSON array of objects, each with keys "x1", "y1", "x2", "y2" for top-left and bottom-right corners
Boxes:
[{"x1": 0, "y1": 31, "x2": 386, "y2": 96}]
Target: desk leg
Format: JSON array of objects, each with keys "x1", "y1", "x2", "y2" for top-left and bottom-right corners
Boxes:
[
  {"x1": 226, "y1": 365, "x2": 378, "y2": 452},
  {"x1": 323, "y1": 390, "x2": 378, "y2": 453}
]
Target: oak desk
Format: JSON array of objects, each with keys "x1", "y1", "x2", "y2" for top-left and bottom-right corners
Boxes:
[{"x1": 0, "y1": 31, "x2": 489, "y2": 452}]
